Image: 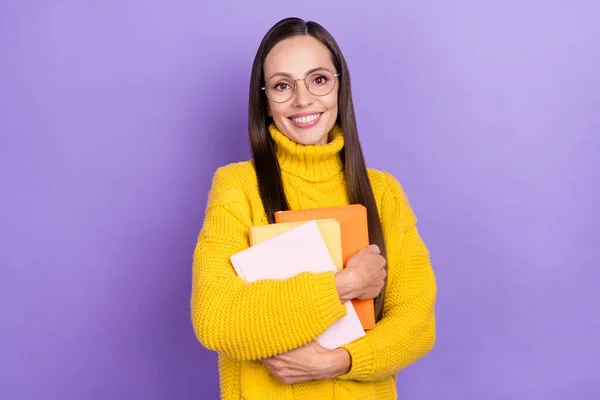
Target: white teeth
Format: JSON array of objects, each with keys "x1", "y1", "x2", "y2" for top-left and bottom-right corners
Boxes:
[{"x1": 291, "y1": 113, "x2": 321, "y2": 123}]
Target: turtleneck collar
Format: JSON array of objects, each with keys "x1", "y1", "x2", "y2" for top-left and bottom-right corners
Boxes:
[{"x1": 268, "y1": 123, "x2": 345, "y2": 183}]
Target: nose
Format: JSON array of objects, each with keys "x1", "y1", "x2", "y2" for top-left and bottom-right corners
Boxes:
[{"x1": 291, "y1": 79, "x2": 314, "y2": 108}]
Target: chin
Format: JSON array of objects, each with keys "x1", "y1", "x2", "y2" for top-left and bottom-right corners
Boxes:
[
  {"x1": 282, "y1": 117, "x2": 334, "y2": 145},
  {"x1": 292, "y1": 131, "x2": 328, "y2": 145}
]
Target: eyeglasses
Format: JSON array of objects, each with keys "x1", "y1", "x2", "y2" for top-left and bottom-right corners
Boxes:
[{"x1": 261, "y1": 68, "x2": 341, "y2": 103}]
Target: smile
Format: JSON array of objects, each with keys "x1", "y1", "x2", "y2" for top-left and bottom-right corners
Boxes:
[
  {"x1": 288, "y1": 113, "x2": 323, "y2": 128},
  {"x1": 290, "y1": 113, "x2": 322, "y2": 123}
]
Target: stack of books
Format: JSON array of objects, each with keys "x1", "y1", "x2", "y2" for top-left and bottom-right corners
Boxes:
[{"x1": 229, "y1": 204, "x2": 375, "y2": 349}]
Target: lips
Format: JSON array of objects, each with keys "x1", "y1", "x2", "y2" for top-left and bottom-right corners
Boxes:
[
  {"x1": 288, "y1": 112, "x2": 323, "y2": 129},
  {"x1": 289, "y1": 113, "x2": 322, "y2": 123}
]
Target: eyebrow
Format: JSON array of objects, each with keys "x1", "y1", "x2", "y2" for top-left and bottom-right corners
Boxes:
[{"x1": 265, "y1": 67, "x2": 332, "y2": 82}]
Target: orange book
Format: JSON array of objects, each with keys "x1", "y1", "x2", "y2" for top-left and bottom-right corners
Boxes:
[{"x1": 274, "y1": 204, "x2": 376, "y2": 330}]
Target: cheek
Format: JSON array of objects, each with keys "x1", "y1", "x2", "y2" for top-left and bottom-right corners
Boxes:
[
  {"x1": 269, "y1": 102, "x2": 288, "y2": 119},
  {"x1": 324, "y1": 88, "x2": 339, "y2": 109},
  {"x1": 324, "y1": 93, "x2": 339, "y2": 114}
]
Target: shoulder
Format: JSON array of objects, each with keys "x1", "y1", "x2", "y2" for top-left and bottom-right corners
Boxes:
[
  {"x1": 367, "y1": 168, "x2": 407, "y2": 200},
  {"x1": 367, "y1": 168, "x2": 417, "y2": 228},
  {"x1": 206, "y1": 160, "x2": 256, "y2": 207},
  {"x1": 212, "y1": 160, "x2": 256, "y2": 185}
]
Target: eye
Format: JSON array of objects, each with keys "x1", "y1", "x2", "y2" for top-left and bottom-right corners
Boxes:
[
  {"x1": 273, "y1": 82, "x2": 291, "y2": 92},
  {"x1": 312, "y1": 75, "x2": 328, "y2": 85}
]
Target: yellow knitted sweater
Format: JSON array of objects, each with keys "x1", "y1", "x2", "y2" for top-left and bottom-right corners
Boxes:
[{"x1": 191, "y1": 123, "x2": 437, "y2": 399}]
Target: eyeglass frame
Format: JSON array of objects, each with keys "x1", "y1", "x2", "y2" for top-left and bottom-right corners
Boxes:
[{"x1": 260, "y1": 68, "x2": 342, "y2": 103}]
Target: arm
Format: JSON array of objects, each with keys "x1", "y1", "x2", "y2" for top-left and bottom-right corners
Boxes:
[
  {"x1": 336, "y1": 173, "x2": 437, "y2": 382},
  {"x1": 190, "y1": 167, "x2": 347, "y2": 361}
]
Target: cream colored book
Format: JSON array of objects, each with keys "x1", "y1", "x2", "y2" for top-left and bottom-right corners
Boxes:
[
  {"x1": 230, "y1": 220, "x2": 365, "y2": 349},
  {"x1": 250, "y1": 218, "x2": 343, "y2": 271}
]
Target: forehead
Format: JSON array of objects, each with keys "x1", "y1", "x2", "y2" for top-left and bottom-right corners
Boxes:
[{"x1": 264, "y1": 35, "x2": 334, "y2": 78}]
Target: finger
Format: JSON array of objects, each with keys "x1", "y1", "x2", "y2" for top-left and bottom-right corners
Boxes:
[
  {"x1": 279, "y1": 374, "x2": 314, "y2": 384},
  {"x1": 272, "y1": 365, "x2": 318, "y2": 384},
  {"x1": 264, "y1": 358, "x2": 285, "y2": 371},
  {"x1": 264, "y1": 360, "x2": 279, "y2": 373},
  {"x1": 360, "y1": 245, "x2": 378, "y2": 256},
  {"x1": 279, "y1": 369, "x2": 321, "y2": 382},
  {"x1": 366, "y1": 244, "x2": 380, "y2": 254},
  {"x1": 274, "y1": 356, "x2": 313, "y2": 371}
]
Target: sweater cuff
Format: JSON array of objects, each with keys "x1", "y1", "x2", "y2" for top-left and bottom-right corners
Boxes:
[
  {"x1": 337, "y1": 336, "x2": 374, "y2": 380},
  {"x1": 310, "y1": 271, "x2": 347, "y2": 330}
]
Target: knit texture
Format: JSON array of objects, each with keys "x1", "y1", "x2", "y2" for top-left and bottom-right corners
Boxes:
[{"x1": 191, "y1": 123, "x2": 437, "y2": 399}]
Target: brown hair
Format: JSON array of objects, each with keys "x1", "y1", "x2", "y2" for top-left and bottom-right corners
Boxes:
[{"x1": 248, "y1": 17, "x2": 388, "y2": 321}]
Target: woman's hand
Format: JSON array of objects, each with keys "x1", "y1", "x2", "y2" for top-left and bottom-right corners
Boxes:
[
  {"x1": 262, "y1": 341, "x2": 351, "y2": 384},
  {"x1": 335, "y1": 244, "x2": 387, "y2": 302}
]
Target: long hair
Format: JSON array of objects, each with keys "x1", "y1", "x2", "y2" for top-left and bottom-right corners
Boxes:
[{"x1": 248, "y1": 17, "x2": 388, "y2": 321}]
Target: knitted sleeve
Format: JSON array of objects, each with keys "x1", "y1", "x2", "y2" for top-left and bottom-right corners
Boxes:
[
  {"x1": 337, "y1": 172, "x2": 437, "y2": 382},
  {"x1": 190, "y1": 167, "x2": 347, "y2": 361}
]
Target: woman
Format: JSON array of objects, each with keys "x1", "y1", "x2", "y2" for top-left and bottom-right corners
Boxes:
[{"x1": 191, "y1": 17, "x2": 436, "y2": 399}]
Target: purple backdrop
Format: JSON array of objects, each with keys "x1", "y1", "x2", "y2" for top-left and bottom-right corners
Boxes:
[{"x1": 1, "y1": 1, "x2": 599, "y2": 399}]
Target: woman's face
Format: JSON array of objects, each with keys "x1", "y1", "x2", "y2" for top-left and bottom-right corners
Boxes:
[{"x1": 263, "y1": 35, "x2": 339, "y2": 145}]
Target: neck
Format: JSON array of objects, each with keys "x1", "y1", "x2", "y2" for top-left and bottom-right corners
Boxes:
[{"x1": 268, "y1": 123, "x2": 345, "y2": 183}]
